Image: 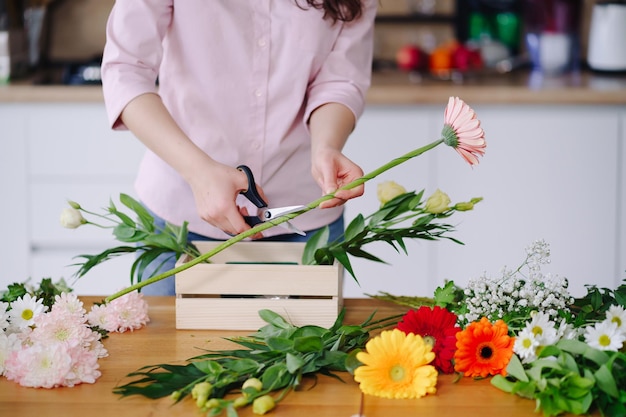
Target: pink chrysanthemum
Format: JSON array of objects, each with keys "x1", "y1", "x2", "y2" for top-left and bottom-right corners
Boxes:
[
  {"x1": 442, "y1": 96, "x2": 486, "y2": 165},
  {"x1": 4, "y1": 342, "x2": 73, "y2": 388},
  {"x1": 87, "y1": 291, "x2": 149, "y2": 333},
  {"x1": 86, "y1": 303, "x2": 120, "y2": 332},
  {"x1": 51, "y1": 292, "x2": 86, "y2": 320},
  {"x1": 31, "y1": 309, "x2": 94, "y2": 349}
]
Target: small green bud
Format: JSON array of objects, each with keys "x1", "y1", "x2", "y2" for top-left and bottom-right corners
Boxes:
[
  {"x1": 454, "y1": 202, "x2": 474, "y2": 212},
  {"x1": 242, "y1": 377, "x2": 263, "y2": 392},
  {"x1": 252, "y1": 395, "x2": 276, "y2": 415},
  {"x1": 233, "y1": 396, "x2": 249, "y2": 409},
  {"x1": 191, "y1": 381, "x2": 213, "y2": 409},
  {"x1": 170, "y1": 390, "x2": 182, "y2": 402},
  {"x1": 67, "y1": 200, "x2": 81, "y2": 210}
]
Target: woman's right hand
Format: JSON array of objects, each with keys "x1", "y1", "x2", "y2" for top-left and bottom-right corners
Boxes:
[
  {"x1": 120, "y1": 93, "x2": 264, "y2": 238},
  {"x1": 188, "y1": 162, "x2": 265, "y2": 238}
]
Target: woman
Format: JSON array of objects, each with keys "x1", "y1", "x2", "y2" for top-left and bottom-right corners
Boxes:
[{"x1": 101, "y1": 0, "x2": 377, "y2": 295}]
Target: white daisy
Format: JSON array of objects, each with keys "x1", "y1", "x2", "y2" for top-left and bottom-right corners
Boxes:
[
  {"x1": 605, "y1": 305, "x2": 626, "y2": 336},
  {"x1": 555, "y1": 319, "x2": 579, "y2": 340},
  {"x1": 514, "y1": 327, "x2": 540, "y2": 363},
  {"x1": 7, "y1": 294, "x2": 47, "y2": 329},
  {"x1": 584, "y1": 321, "x2": 626, "y2": 351},
  {"x1": 527, "y1": 311, "x2": 559, "y2": 345}
]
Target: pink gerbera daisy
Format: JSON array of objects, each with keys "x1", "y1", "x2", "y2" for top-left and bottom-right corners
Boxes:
[{"x1": 442, "y1": 96, "x2": 486, "y2": 165}]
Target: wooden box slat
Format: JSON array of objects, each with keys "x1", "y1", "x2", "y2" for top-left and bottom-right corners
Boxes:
[{"x1": 174, "y1": 241, "x2": 343, "y2": 330}]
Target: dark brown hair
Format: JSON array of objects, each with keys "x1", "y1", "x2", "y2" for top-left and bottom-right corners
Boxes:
[{"x1": 300, "y1": 0, "x2": 363, "y2": 22}]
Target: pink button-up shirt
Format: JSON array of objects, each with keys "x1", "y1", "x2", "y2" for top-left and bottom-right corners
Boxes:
[{"x1": 101, "y1": 0, "x2": 376, "y2": 239}]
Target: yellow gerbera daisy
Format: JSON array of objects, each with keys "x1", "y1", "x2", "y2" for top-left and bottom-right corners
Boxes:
[{"x1": 354, "y1": 329, "x2": 438, "y2": 399}]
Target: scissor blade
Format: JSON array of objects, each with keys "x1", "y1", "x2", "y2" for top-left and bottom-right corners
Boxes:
[
  {"x1": 281, "y1": 221, "x2": 306, "y2": 237},
  {"x1": 262, "y1": 205, "x2": 306, "y2": 221}
]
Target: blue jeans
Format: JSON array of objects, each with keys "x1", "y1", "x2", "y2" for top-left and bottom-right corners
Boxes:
[{"x1": 138, "y1": 213, "x2": 345, "y2": 296}]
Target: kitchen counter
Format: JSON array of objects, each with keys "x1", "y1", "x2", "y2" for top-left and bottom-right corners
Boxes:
[{"x1": 2, "y1": 69, "x2": 626, "y2": 105}]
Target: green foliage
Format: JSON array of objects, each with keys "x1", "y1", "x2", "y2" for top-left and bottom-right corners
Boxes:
[
  {"x1": 568, "y1": 281, "x2": 626, "y2": 327},
  {"x1": 66, "y1": 194, "x2": 201, "y2": 285},
  {"x1": 1, "y1": 277, "x2": 71, "y2": 308},
  {"x1": 302, "y1": 190, "x2": 480, "y2": 281},
  {"x1": 492, "y1": 339, "x2": 626, "y2": 417},
  {"x1": 113, "y1": 309, "x2": 403, "y2": 416}
]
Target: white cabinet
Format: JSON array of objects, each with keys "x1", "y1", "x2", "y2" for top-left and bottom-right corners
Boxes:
[
  {"x1": 343, "y1": 104, "x2": 625, "y2": 299},
  {"x1": 0, "y1": 103, "x2": 145, "y2": 295},
  {"x1": 2, "y1": 101, "x2": 624, "y2": 298}
]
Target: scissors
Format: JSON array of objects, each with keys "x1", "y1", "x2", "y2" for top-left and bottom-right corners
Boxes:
[{"x1": 237, "y1": 165, "x2": 306, "y2": 236}]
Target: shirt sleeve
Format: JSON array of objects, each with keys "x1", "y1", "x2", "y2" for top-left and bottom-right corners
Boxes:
[
  {"x1": 303, "y1": 0, "x2": 377, "y2": 125},
  {"x1": 100, "y1": 0, "x2": 173, "y2": 130}
]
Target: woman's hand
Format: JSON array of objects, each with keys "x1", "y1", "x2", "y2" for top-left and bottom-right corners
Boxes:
[
  {"x1": 311, "y1": 147, "x2": 364, "y2": 209},
  {"x1": 120, "y1": 93, "x2": 264, "y2": 237},
  {"x1": 309, "y1": 102, "x2": 365, "y2": 208}
]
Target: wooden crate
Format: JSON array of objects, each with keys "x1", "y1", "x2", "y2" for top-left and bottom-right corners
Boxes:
[{"x1": 174, "y1": 241, "x2": 343, "y2": 330}]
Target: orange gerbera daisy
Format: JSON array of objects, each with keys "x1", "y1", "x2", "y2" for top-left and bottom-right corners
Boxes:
[
  {"x1": 442, "y1": 96, "x2": 486, "y2": 166},
  {"x1": 354, "y1": 329, "x2": 438, "y2": 399},
  {"x1": 454, "y1": 317, "x2": 514, "y2": 378}
]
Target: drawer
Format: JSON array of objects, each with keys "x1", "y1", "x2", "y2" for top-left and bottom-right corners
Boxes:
[{"x1": 25, "y1": 103, "x2": 144, "y2": 177}]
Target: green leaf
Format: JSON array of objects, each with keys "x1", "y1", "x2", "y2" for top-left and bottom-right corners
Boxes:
[
  {"x1": 286, "y1": 352, "x2": 305, "y2": 374},
  {"x1": 293, "y1": 336, "x2": 323, "y2": 353},
  {"x1": 193, "y1": 360, "x2": 224, "y2": 376},
  {"x1": 266, "y1": 337, "x2": 294, "y2": 352},
  {"x1": 341, "y1": 350, "x2": 361, "y2": 375},
  {"x1": 505, "y1": 354, "x2": 529, "y2": 382},
  {"x1": 344, "y1": 214, "x2": 365, "y2": 242},
  {"x1": 595, "y1": 364, "x2": 619, "y2": 398},
  {"x1": 119, "y1": 193, "x2": 155, "y2": 232},
  {"x1": 258, "y1": 309, "x2": 293, "y2": 330},
  {"x1": 301, "y1": 227, "x2": 330, "y2": 265},
  {"x1": 491, "y1": 374, "x2": 516, "y2": 393}
]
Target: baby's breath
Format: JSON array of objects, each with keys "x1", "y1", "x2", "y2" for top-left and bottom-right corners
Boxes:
[{"x1": 458, "y1": 240, "x2": 574, "y2": 329}]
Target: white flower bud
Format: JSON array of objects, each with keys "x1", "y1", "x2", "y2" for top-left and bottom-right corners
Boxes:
[{"x1": 60, "y1": 207, "x2": 86, "y2": 229}]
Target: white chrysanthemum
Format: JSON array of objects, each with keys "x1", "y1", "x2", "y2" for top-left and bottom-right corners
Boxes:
[
  {"x1": 605, "y1": 305, "x2": 626, "y2": 336},
  {"x1": 514, "y1": 327, "x2": 540, "y2": 363},
  {"x1": 527, "y1": 311, "x2": 559, "y2": 346},
  {"x1": 8, "y1": 294, "x2": 47, "y2": 329},
  {"x1": 0, "y1": 301, "x2": 9, "y2": 331},
  {"x1": 584, "y1": 321, "x2": 626, "y2": 352}
]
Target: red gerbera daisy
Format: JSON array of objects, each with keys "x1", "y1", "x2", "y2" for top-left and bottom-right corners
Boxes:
[{"x1": 396, "y1": 306, "x2": 461, "y2": 374}]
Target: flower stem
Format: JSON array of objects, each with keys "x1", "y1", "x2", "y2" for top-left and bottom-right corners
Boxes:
[{"x1": 105, "y1": 138, "x2": 445, "y2": 302}]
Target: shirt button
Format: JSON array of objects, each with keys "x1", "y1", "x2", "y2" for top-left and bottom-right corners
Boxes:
[
  {"x1": 257, "y1": 38, "x2": 267, "y2": 47},
  {"x1": 254, "y1": 89, "x2": 262, "y2": 97}
]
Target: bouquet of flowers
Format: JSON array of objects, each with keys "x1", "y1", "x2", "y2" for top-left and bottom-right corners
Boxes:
[
  {"x1": 0, "y1": 279, "x2": 150, "y2": 388},
  {"x1": 368, "y1": 240, "x2": 626, "y2": 416}
]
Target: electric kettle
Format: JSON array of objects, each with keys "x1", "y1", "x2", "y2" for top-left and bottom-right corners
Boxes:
[{"x1": 587, "y1": 0, "x2": 626, "y2": 72}]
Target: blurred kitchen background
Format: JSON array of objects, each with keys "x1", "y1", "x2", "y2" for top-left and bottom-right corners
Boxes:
[
  {"x1": 1, "y1": 0, "x2": 625, "y2": 300},
  {"x1": 0, "y1": 0, "x2": 623, "y2": 85}
]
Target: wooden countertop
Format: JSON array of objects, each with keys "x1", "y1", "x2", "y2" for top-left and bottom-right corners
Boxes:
[
  {"x1": 2, "y1": 70, "x2": 625, "y2": 105},
  {"x1": 0, "y1": 297, "x2": 593, "y2": 417}
]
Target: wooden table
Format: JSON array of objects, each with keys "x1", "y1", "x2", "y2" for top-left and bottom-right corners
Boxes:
[{"x1": 0, "y1": 297, "x2": 585, "y2": 417}]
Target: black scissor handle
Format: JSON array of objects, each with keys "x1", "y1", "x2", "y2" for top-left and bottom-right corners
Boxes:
[{"x1": 237, "y1": 165, "x2": 267, "y2": 208}]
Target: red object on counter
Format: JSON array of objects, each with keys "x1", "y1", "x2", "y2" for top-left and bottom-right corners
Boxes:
[{"x1": 395, "y1": 44, "x2": 427, "y2": 71}]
